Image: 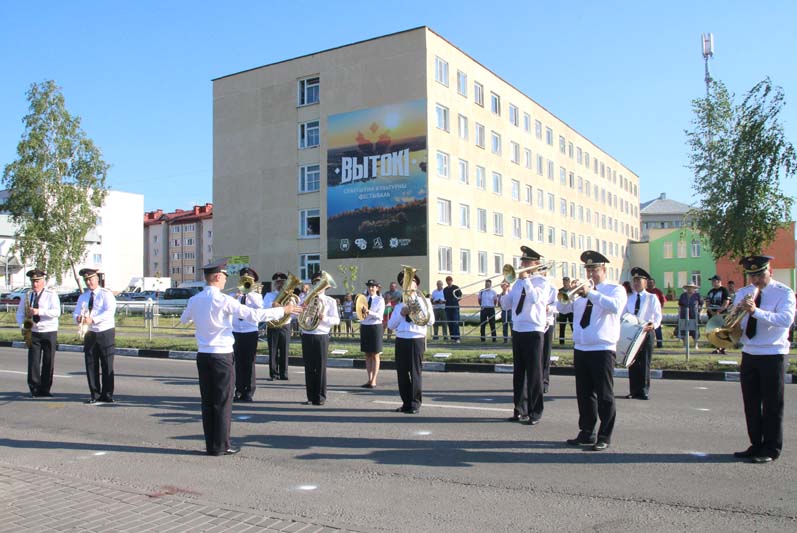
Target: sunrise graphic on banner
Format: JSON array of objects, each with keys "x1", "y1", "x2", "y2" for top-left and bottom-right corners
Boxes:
[{"x1": 326, "y1": 99, "x2": 427, "y2": 259}]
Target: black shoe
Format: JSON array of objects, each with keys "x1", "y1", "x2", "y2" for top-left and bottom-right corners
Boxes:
[
  {"x1": 395, "y1": 407, "x2": 407, "y2": 413},
  {"x1": 265, "y1": 377, "x2": 274, "y2": 381},
  {"x1": 303, "y1": 401, "x2": 313, "y2": 405},
  {"x1": 98, "y1": 397, "x2": 114, "y2": 404},
  {"x1": 37, "y1": 392, "x2": 53, "y2": 398},
  {"x1": 566, "y1": 435, "x2": 596, "y2": 446},
  {"x1": 734, "y1": 446, "x2": 759, "y2": 458},
  {"x1": 519, "y1": 415, "x2": 530, "y2": 423},
  {"x1": 524, "y1": 418, "x2": 540, "y2": 426},
  {"x1": 506, "y1": 416, "x2": 520, "y2": 422},
  {"x1": 360, "y1": 383, "x2": 372, "y2": 388},
  {"x1": 637, "y1": 394, "x2": 649, "y2": 400},
  {"x1": 279, "y1": 376, "x2": 288, "y2": 381},
  {"x1": 406, "y1": 408, "x2": 420, "y2": 414},
  {"x1": 85, "y1": 398, "x2": 97, "y2": 404},
  {"x1": 240, "y1": 396, "x2": 253, "y2": 403},
  {"x1": 592, "y1": 440, "x2": 609, "y2": 451},
  {"x1": 224, "y1": 448, "x2": 239, "y2": 455},
  {"x1": 313, "y1": 401, "x2": 325, "y2": 406},
  {"x1": 543, "y1": 386, "x2": 549, "y2": 394},
  {"x1": 751, "y1": 455, "x2": 773, "y2": 464}
]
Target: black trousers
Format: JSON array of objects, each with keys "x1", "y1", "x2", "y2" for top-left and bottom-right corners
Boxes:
[
  {"x1": 558, "y1": 313, "x2": 573, "y2": 343},
  {"x1": 432, "y1": 308, "x2": 448, "y2": 340},
  {"x1": 501, "y1": 310, "x2": 512, "y2": 342},
  {"x1": 574, "y1": 349, "x2": 616, "y2": 442},
  {"x1": 268, "y1": 326, "x2": 291, "y2": 379},
  {"x1": 542, "y1": 327, "x2": 554, "y2": 389},
  {"x1": 301, "y1": 333, "x2": 328, "y2": 404},
  {"x1": 395, "y1": 337, "x2": 424, "y2": 410},
  {"x1": 196, "y1": 352, "x2": 234, "y2": 454},
  {"x1": 628, "y1": 331, "x2": 654, "y2": 397},
  {"x1": 480, "y1": 308, "x2": 497, "y2": 341},
  {"x1": 740, "y1": 353, "x2": 785, "y2": 458},
  {"x1": 232, "y1": 331, "x2": 258, "y2": 398},
  {"x1": 28, "y1": 331, "x2": 57, "y2": 395},
  {"x1": 84, "y1": 329, "x2": 115, "y2": 400},
  {"x1": 511, "y1": 331, "x2": 544, "y2": 420}
]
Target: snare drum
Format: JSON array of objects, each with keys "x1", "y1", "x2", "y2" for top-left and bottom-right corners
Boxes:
[{"x1": 617, "y1": 316, "x2": 648, "y2": 367}]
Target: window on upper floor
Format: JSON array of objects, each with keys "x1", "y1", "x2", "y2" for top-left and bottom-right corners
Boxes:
[
  {"x1": 457, "y1": 70, "x2": 467, "y2": 97},
  {"x1": 298, "y1": 77, "x2": 319, "y2": 106},
  {"x1": 434, "y1": 56, "x2": 449, "y2": 86},
  {"x1": 435, "y1": 104, "x2": 449, "y2": 131},
  {"x1": 490, "y1": 92, "x2": 501, "y2": 115},
  {"x1": 508, "y1": 104, "x2": 519, "y2": 126},
  {"x1": 298, "y1": 120, "x2": 320, "y2": 149},
  {"x1": 300, "y1": 209, "x2": 320, "y2": 238},
  {"x1": 299, "y1": 164, "x2": 320, "y2": 193},
  {"x1": 473, "y1": 81, "x2": 484, "y2": 106}
]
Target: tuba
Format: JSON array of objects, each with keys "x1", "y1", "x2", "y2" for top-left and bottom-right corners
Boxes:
[
  {"x1": 400, "y1": 265, "x2": 431, "y2": 326},
  {"x1": 22, "y1": 294, "x2": 33, "y2": 348},
  {"x1": 297, "y1": 271, "x2": 337, "y2": 331},
  {"x1": 707, "y1": 289, "x2": 757, "y2": 349},
  {"x1": 266, "y1": 272, "x2": 302, "y2": 328}
]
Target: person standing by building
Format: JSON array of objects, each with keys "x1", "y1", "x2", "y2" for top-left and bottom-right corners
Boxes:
[
  {"x1": 300, "y1": 272, "x2": 340, "y2": 406},
  {"x1": 507, "y1": 246, "x2": 550, "y2": 425},
  {"x1": 388, "y1": 271, "x2": 434, "y2": 414},
  {"x1": 382, "y1": 281, "x2": 401, "y2": 340},
  {"x1": 733, "y1": 255, "x2": 795, "y2": 464},
  {"x1": 359, "y1": 279, "x2": 385, "y2": 388},
  {"x1": 231, "y1": 267, "x2": 263, "y2": 402},
  {"x1": 17, "y1": 269, "x2": 60, "y2": 397},
  {"x1": 646, "y1": 278, "x2": 667, "y2": 348},
  {"x1": 443, "y1": 276, "x2": 462, "y2": 343},
  {"x1": 478, "y1": 279, "x2": 499, "y2": 342},
  {"x1": 180, "y1": 260, "x2": 299, "y2": 456},
  {"x1": 558, "y1": 277, "x2": 574, "y2": 345},
  {"x1": 565, "y1": 251, "x2": 627, "y2": 451},
  {"x1": 678, "y1": 283, "x2": 703, "y2": 350},
  {"x1": 264, "y1": 273, "x2": 292, "y2": 381},
  {"x1": 624, "y1": 268, "x2": 662, "y2": 400},
  {"x1": 74, "y1": 269, "x2": 116, "y2": 404},
  {"x1": 706, "y1": 275, "x2": 732, "y2": 354},
  {"x1": 498, "y1": 281, "x2": 513, "y2": 344},
  {"x1": 431, "y1": 280, "x2": 448, "y2": 341},
  {"x1": 727, "y1": 280, "x2": 737, "y2": 304},
  {"x1": 540, "y1": 266, "x2": 558, "y2": 394},
  {"x1": 342, "y1": 294, "x2": 354, "y2": 337}
]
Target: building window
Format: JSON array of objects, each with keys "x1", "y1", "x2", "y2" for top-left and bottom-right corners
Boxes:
[
  {"x1": 460, "y1": 249, "x2": 471, "y2": 273},
  {"x1": 677, "y1": 240, "x2": 687, "y2": 258},
  {"x1": 477, "y1": 208, "x2": 487, "y2": 232},
  {"x1": 547, "y1": 226, "x2": 555, "y2": 244},
  {"x1": 491, "y1": 131, "x2": 501, "y2": 154},
  {"x1": 437, "y1": 198, "x2": 451, "y2": 225},
  {"x1": 183, "y1": 223, "x2": 195, "y2": 232},
  {"x1": 473, "y1": 81, "x2": 484, "y2": 106},
  {"x1": 185, "y1": 266, "x2": 195, "y2": 274},
  {"x1": 691, "y1": 239, "x2": 701, "y2": 257},
  {"x1": 493, "y1": 212, "x2": 503, "y2": 235},
  {"x1": 663, "y1": 241, "x2": 673, "y2": 259},
  {"x1": 568, "y1": 142, "x2": 574, "y2": 158},
  {"x1": 536, "y1": 189, "x2": 544, "y2": 209},
  {"x1": 545, "y1": 127, "x2": 553, "y2": 145},
  {"x1": 537, "y1": 223, "x2": 545, "y2": 241},
  {"x1": 436, "y1": 151, "x2": 449, "y2": 177},
  {"x1": 475, "y1": 165, "x2": 486, "y2": 190},
  {"x1": 298, "y1": 77, "x2": 319, "y2": 106},
  {"x1": 492, "y1": 172, "x2": 502, "y2": 195},
  {"x1": 525, "y1": 185, "x2": 532, "y2": 204},
  {"x1": 299, "y1": 164, "x2": 320, "y2": 193},
  {"x1": 547, "y1": 160, "x2": 554, "y2": 180},
  {"x1": 458, "y1": 114, "x2": 468, "y2": 140},
  {"x1": 508, "y1": 104, "x2": 519, "y2": 126},
  {"x1": 577, "y1": 147, "x2": 583, "y2": 164},
  {"x1": 510, "y1": 141, "x2": 520, "y2": 164},
  {"x1": 172, "y1": 239, "x2": 180, "y2": 247},
  {"x1": 298, "y1": 120, "x2": 320, "y2": 149},
  {"x1": 457, "y1": 70, "x2": 467, "y2": 96},
  {"x1": 547, "y1": 194, "x2": 555, "y2": 213},
  {"x1": 434, "y1": 56, "x2": 449, "y2": 86},
  {"x1": 171, "y1": 226, "x2": 181, "y2": 233},
  {"x1": 299, "y1": 253, "x2": 320, "y2": 281},
  {"x1": 524, "y1": 148, "x2": 532, "y2": 169},
  {"x1": 560, "y1": 167, "x2": 567, "y2": 185},
  {"x1": 458, "y1": 159, "x2": 469, "y2": 184},
  {"x1": 561, "y1": 229, "x2": 568, "y2": 248},
  {"x1": 475, "y1": 123, "x2": 485, "y2": 148},
  {"x1": 560, "y1": 198, "x2": 567, "y2": 216},
  {"x1": 459, "y1": 204, "x2": 470, "y2": 228},
  {"x1": 93, "y1": 253, "x2": 102, "y2": 264},
  {"x1": 435, "y1": 104, "x2": 450, "y2": 131},
  {"x1": 585, "y1": 152, "x2": 590, "y2": 167},
  {"x1": 300, "y1": 209, "x2": 320, "y2": 238},
  {"x1": 183, "y1": 238, "x2": 193, "y2": 246},
  {"x1": 511, "y1": 179, "x2": 520, "y2": 201},
  {"x1": 478, "y1": 251, "x2": 488, "y2": 275},
  {"x1": 493, "y1": 254, "x2": 503, "y2": 275},
  {"x1": 490, "y1": 92, "x2": 501, "y2": 115},
  {"x1": 559, "y1": 136, "x2": 566, "y2": 154},
  {"x1": 207, "y1": 230, "x2": 212, "y2": 238},
  {"x1": 677, "y1": 271, "x2": 687, "y2": 288},
  {"x1": 536, "y1": 155, "x2": 544, "y2": 176},
  {"x1": 523, "y1": 112, "x2": 531, "y2": 133},
  {"x1": 526, "y1": 220, "x2": 534, "y2": 240},
  {"x1": 512, "y1": 217, "x2": 521, "y2": 239},
  {"x1": 438, "y1": 246, "x2": 452, "y2": 272},
  {"x1": 664, "y1": 271, "x2": 674, "y2": 290},
  {"x1": 534, "y1": 119, "x2": 542, "y2": 140}
]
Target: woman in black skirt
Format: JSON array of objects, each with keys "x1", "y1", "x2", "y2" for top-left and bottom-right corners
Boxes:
[{"x1": 359, "y1": 280, "x2": 385, "y2": 388}]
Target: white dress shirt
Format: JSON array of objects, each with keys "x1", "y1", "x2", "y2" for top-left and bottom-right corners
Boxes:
[
  {"x1": 231, "y1": 291, "x2": 264, "y2": 333},
  {"x1": 499, "y1": 292, "x2": 513, "y2": 312},
  {"x1": 734, "y1": 281, "x2": 796, "y2": 355},
  {"x1": 262, "y1": 290, "x2": 278, "y2": 308},
  {"x1": 388, "y1": 299, "x2": 435, "y2": 338},
  {"x1": 180, "y1": 286, "x2": 285, "y2": 353},
  {"x1": 623, "y1": 290, "x2": 662, "y2": 328},
  {"x1": 300, "y1": 293, "x2": 341, "y2": 335},
  {"x1": 360, "y1": 294, "x2": 385, "y2": 326},
  {"x1": 543, "y1": 282, "x2": 558, "y2": 328},
  {"x1": 478, "y1": 288, "x2": 498, "y2": 309},
  {"x1": 509, "y1": 275, "x2": 550, "y2": 333},
  {"x1": 17, "y1": 288, "x2": 61, "y2": 333},
  {"x1": 431, "y1": 289, "x2": 446, "y2": 310},
  {"x1": 73, "y1": 288, "x2": 116, "y2": 333},
  {"x1": 572, "y1": 282, "x2": 627, "y2": 351}
]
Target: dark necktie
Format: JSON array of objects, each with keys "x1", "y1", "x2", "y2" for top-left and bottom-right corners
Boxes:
[
  {"x1": 367, "y1": 296, "x2": 372, "y2": 308},
  {"x1": 240, "y1": 295, "x2": 246, "y2": 305},
  {"x1": 515, "y1": 288, "x2": 526, "y2": 314},
  {"x1": 745, "y1": 291, "x2": 762, "y2": 338},
  {"x1": 580, "y1": 300, "x2": 593, "y2": 328},
  {"x1": 32, "y1": 291, "x2": 41, "y2": 323},
  {"x1": 634, "y1": 294, "x2": 640, "y2": 315},
  {"x1": 88, "y1": 291, "x2": 94, "y2": 312}
]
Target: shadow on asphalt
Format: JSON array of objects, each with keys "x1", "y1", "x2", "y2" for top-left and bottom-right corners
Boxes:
[{"x1": 0, "y1": 437, "x2": 205, "y2": 456}]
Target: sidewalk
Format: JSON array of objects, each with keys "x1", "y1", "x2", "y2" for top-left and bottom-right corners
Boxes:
[{"x1": 0, "y1": 464, "x2": 350, "y2": 533}]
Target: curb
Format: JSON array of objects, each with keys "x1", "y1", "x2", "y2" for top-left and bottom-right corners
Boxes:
[{"x1": 5, "y1": 342, "x2": 792, "y2": 384}]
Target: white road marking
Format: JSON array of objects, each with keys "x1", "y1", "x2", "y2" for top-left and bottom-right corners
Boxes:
[
  {"x1": 687, "y1": 451, "x2": 709, "y2": 457},
  {"x1": 297, "y1": 485, "x2": 318, "y2": 491},
  {"x1": 695, "y1": 386, "x2": 709, "y2": 390},
  {"x1": 695, "y1": 408, "x2": 711, "y2": 412},
  {"x1": 0, "y1": 369, "x2": 72, "y2": 378},
  {"x1": 236, "y1": 415, "x2": 252, "y2": 420},
  {"x1": 93, "y1": 451, "x2": 107, "y2": 456},
  {"x1": 373, "y1": 400, "x2": 512, "y2": 413},
  {"x1": 328, "y1": 390, "x2": 348, "y2": 394},
  {"x1": 414, "y1": 430, "x2": 431, "y2": 436}
]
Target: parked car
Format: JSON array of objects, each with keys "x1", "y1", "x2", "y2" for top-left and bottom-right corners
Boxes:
[
  {"x1": 163, "y1": 287, "x2": 202, "y2": 300},
  {"x1": 8, "y1": 287, "x2": 28, "y2": 302},
  {"x1": 131, "y1": 290, "x2": 162, "y2": 301},
  {"x1": 57, "y1": 290, "x2": 83, "y2": 304}
]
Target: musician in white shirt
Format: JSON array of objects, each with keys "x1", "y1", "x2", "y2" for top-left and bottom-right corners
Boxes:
[
  {"x1": 732, "y1": 255, "x2": 796, "y2": 464},
  {"x1": 263, "y1": 272, "x2": 292, "y2": 381},
  {"x1": 180, "y1": 260, "x2": 299, "y2": 456},
  {"x1": 565, "y1": 251, "x2": 627, "y2": 451},
  {"x1": 478, "y1": 279, "x2": 499, "y2": 342},
  {"x1": 231, "y1": 267, "x2": 264, "y2": 402},
  {"x1": 359, "y1": 279, "x2": 385, "y2": 388},
  {"x1": 388, "y1": 271, "x2": 434, "y2": 414},
  {"x1": 623, "y1": 267, "x2": 662, "y2": 400},
  {"x1": 539, "y1": 266, "x2": 559, "y2": 394},
  {"x1": 17, "y1": 269, "x2": 60, "y2": 397},
  {"x1": 300, "y1": 271, "x2": 340, "y2": 406},
  {"x1": 498, "y1": 282, "x2": 513, "y2": 343}
]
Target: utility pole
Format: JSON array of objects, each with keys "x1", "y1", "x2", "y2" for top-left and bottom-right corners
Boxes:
[{"x1": 701, "y1": 33, "x2": 714, "y2": 97}]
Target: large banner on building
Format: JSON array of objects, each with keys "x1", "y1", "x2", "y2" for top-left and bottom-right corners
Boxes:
[{"x1": 327, "y1": 99, "x2": 427, "y2": 259}]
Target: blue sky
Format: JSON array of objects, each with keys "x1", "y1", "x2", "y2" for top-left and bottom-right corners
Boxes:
[{"x1": 1, "y1": 1, "x2": 795, "y2": 219}]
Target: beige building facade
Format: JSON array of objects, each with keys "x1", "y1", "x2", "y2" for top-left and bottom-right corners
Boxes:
[
  {"x1": 144, "y1": 204, "x2": 213, "y2": 286},
  {"x1": 213, "y1": 27, "x2": 640, "y2": 294}
]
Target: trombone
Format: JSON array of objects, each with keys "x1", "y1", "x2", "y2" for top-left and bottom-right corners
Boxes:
[{"x1": 454, "y1": 260, "x2": 556, "y2": 300}]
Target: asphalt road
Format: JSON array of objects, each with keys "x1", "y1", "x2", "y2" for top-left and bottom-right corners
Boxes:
[{"x1": 1, "y1": 347, "x2": 795, "y2": 532}]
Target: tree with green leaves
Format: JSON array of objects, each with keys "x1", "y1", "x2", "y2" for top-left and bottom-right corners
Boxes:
[
  {"x1": 2, "y1": 80, "x2": 109, "y2": 286},
  {"x1": 337, "y1": 264, "x2": 358, "y2": 295},
  {"x1": 686, "y1": 78, "x2": 796, "y2": 261}
]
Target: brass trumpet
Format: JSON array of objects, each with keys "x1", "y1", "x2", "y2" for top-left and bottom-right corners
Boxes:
[
  {"x1": 453, "y1": 260, "x2": 556, "y2": 300},
  {"x1": 400, "y1": 265, "x2": 431, "y2": 326},
  {"x1": 707, "y1": 289, "x2": 757, "y2": 349},
  {"x1": 557, "y1": 279, "x2": 594, "y2": 304}
]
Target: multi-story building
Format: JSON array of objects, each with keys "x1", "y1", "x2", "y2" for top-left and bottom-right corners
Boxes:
[
  {"x1": 639, "y1": 193, "x2": 690, "y2": 241},
  {"x1": 0, "y1": 189, "x2": 144, "y2": 291},
  {"x1": 212, "y1": 27, "x2": 641, "y2": 292},
  {"x1": 144, "y1": 203, "x2": 213, "y2": 286}
]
